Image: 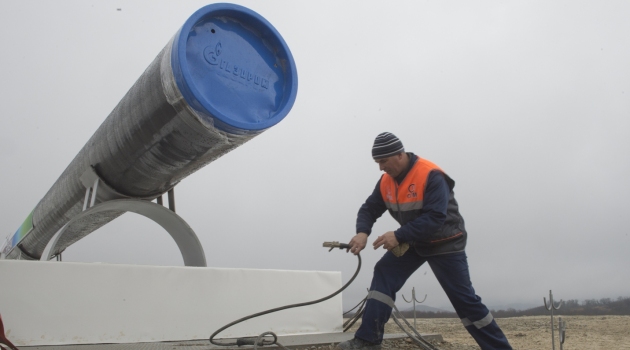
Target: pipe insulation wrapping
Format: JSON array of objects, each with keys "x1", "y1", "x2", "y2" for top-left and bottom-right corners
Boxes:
[{"x1": 3, "y1": 4, "x2": 297, "y2": 260}]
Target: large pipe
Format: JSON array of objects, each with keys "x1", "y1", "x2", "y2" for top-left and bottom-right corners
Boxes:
[{"x1": 1, "y1": 4, "x2": 297, "y2": 260}]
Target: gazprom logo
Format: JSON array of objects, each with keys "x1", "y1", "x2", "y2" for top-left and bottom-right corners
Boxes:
[
  {"x1": 203, "y1": 42, "x2": 269, "y2": 89},
  {"x1": 407, "y1": 184, "x2": 417, "y2": 198}
]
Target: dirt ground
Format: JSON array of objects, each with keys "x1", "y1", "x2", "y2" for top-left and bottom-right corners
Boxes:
[{"x1": 339, "y1": 315, "x2": 630, "y2": 350}]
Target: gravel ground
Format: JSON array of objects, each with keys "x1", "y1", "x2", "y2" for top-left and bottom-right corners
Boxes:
[{"x1": 312, "y1": 315, "x2": 630, "y2": 350}]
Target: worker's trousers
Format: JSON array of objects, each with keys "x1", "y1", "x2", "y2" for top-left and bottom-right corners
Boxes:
[{"x1": 354, "y1": 250, "x2": 512, "y2": 350}]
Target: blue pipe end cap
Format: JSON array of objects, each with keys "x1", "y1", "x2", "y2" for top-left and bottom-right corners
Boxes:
[{"x1": 171, "y1": 3, "x2": 298, "y2": 133}]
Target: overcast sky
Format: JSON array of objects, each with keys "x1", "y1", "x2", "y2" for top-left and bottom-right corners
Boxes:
[{"x1": 1, "y1": 1, "x2": 629, "y2": 312}]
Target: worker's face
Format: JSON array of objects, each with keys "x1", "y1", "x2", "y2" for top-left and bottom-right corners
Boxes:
[{"x1": 375, "y1": 153, "x2": 406, "y2": 178}]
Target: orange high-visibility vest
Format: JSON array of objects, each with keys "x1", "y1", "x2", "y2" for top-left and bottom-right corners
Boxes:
[
  {"x1": 379, "y1": 157, "x2": 444, "y2": 221},
  {"x1": 378, "y1": 155, "x2": 467, "y2": 255}
]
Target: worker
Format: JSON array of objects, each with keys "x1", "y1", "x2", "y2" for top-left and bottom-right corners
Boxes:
[{"x1": 336, "y1": 132, "x2": 512, "y2": 350}]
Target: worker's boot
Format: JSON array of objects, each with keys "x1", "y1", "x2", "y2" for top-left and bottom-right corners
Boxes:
[{"x1": 335, "y1": 337, "x2": 381, "y2": 350}]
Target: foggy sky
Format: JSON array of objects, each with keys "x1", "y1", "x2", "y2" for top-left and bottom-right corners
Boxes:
[{"x1": 1, "y1": 0, "x2": 629, "y2": 312}]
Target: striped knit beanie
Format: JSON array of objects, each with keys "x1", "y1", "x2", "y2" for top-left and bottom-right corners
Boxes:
[{"x1": 372, "y1": 132, "x2": 404, "y2": 159}]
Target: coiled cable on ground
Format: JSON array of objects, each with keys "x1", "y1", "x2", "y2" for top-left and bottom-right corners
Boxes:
[{"x1": 209, "y1": 242, "x2": 360, "y2": 349}]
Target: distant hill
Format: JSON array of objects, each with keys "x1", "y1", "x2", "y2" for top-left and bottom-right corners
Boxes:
[
  {"x1": 399, "y1": 304, "x2": 451, "y2": 313},
  {"x1": 394, "y1": 296, "x2": 630, "y2": 318},
  {"x1": 487, "y1": 302, "x2": 539, "y2": 311},
  {"x1": 493, "y1": 297, "x2": 630, "y2": 317}
]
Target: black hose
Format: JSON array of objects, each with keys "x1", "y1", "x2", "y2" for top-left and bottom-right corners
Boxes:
[
  {"x1": 390, "y1": 307, "x2": 440, "y2": 350},
  {"x1": 209, "y1": 249, "x2": 361, "y2": 348},
  {"x1": 342, "y1": 295, "x2": 367, "y2": 332},
  {"x1": 343, "y1": 294, "x2": 367, "y2": 316}
]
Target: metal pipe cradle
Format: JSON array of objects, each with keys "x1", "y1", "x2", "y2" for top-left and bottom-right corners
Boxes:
[{"x1": 2, "y1": 3, "x2": 298, "y2": 260}]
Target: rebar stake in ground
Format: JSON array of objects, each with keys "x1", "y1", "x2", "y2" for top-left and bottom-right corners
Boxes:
[
  {"x1": 402, "y1": 287, "x2": 427, "y2": 330},
  {"x1": 544, "y1": 290, "x2": 563, "y2": 350}
]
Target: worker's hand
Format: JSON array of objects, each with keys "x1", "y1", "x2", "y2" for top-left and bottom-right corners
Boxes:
[
  {"x1": 348, "y1": 232, "x2": 368, "y2": 255},
  {"x1": 373, "y1": 231, "x2": 399, "y2": 251}
]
